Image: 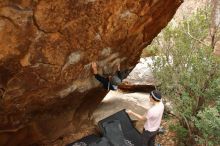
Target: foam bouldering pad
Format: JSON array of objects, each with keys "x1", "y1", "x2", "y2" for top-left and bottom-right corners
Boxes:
[
  {"x1": 89, "y1": 137, "x2": 112, "y2": 146},
  {"x1": 66, "y1": 134, "x2": 100, "y2": 146},
  {"x1": 102, "y1": 120, "x2": 127, "y2": 146},
  {"x1": 98, "y1": 109, "x2": 142, "y2": 146}
]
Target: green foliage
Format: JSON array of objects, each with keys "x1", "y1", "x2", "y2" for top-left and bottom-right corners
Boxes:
[
  {"x1": 148, "y1": 7, "x2": 220, "y2": 145},
  {"x1": 169, "y1": 123, "x2": 188, "y2": 146},
  {"x1": 141, "y1": 45, "x2": 158, "y2": 57},
  {"x1": 194, "y1": 107, "x2": 220, "y2": 146}
]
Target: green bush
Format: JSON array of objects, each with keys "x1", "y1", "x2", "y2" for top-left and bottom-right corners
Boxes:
[
  {"x1": 148, "y1": 7, "x2": 220, "y2": 145},
  {"x1": 169, "y1": 123, "x2": 188, "y2": 145},
  {"x1": 194, "y1": 107, "x2": 220, "y2": 146},
  {"x1": 141, "y1": 45, "x2": 158, "y2": 57}
]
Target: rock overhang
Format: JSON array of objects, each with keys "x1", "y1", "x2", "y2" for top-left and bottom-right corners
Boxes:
[{"x1": 0, "y1": 0, "x2": 182, "y2": 145}]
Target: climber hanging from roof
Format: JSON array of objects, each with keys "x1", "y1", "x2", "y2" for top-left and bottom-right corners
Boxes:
[{"x1": 91, "y1": 61, "x2": 130, "y2": 91}]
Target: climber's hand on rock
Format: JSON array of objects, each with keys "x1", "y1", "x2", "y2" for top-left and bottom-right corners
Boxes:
[
  {"x1": 91, "y1": 62, "x2": 98, "y2": 74},
  {"x1": 92, "y1": 62, "x2": 97, "y2": 69},
  {"x1": 117, "y1": 63, "x2": 120, "y2": 71}
]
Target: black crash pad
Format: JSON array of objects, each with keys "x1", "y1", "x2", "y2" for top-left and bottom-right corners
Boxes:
[
  {"x1": 102, "y1": 120, "x2": 128, "y2": 146},
  {"x1": 98, "y1": 109, "x2": 142, "y2": 146},
  {"x1": 66, "y1": 134, "x2": 100, "y2": 146},
  {"x1": 89, "y1": 137, "x2": 112, "y2": 146}
]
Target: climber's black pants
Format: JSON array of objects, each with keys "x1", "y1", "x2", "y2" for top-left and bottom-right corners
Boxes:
[
  {"x1": 142, "y1": 129, "x2": 158, "y2": 146},
  {"x1": 94, "y1": 74, "x2": 115, "y2": 90}
]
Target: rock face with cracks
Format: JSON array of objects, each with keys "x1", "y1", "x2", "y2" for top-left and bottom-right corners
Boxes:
[{"x1": 0, "y1": 0, "x2": 182, "y2": 145}]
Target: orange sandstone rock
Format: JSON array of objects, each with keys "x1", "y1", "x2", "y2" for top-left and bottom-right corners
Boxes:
[{"x1": 0, "y1": 0, "x2": 182, "y2": 145}]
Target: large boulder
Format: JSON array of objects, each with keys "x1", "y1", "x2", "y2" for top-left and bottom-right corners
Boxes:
[{"x1": 0, "y1": 0, "x2": 182, "y2": 145}]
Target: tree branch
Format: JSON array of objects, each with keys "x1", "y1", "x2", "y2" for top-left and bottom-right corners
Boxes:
[
  {"x1": 182, "y1": 114, "x2": 192, "y2": 138},
  {"x1": 184, "y1": 21, "x2": 209, "y2": 46}
]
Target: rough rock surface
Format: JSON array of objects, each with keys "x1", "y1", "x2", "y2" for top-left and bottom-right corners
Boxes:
[
  {"x1": 0, "y1": 0, "x2": 182, "y2": 145},
  {"x1": 119, "y1": 57, "x2": 156, "y2": 92}
]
